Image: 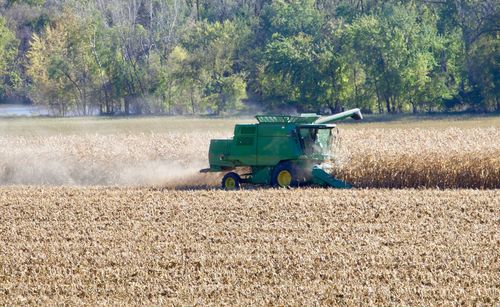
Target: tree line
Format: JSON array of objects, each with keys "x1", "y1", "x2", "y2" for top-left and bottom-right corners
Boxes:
[{"x1": 0, "y1": 0, "x2": 498, "y2": 116}]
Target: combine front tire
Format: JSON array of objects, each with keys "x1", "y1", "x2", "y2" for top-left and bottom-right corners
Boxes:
[
  {"x1": 221, "y1": 172, "x2": 241, "y2": 190},
  {"x1": 271, "y1": 162, "x2": 299, "y2": 188}
]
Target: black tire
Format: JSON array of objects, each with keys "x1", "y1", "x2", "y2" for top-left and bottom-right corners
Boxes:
[
  {"x1": 271, "y1": 161, "x2": 300, "y2": 188},
  {"x1": 221, "y1": 172, "x2": 241, "y2": 190}
]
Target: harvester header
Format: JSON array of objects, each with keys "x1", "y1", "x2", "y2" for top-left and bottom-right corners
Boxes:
[{"x1": 201, "y1": 108, "x2": 363, "y2": 189}]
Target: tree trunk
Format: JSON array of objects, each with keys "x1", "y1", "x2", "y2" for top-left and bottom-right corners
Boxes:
[
  {"x1": 124, "y1": 96, "x2": 130, "y2": 115},
  {"x1": 196, "y1": 0, "x2": 200, "y2": 21},
  {"x1": 353, "y1": 67, "x2": 359, "y2": 107},
  {"x1": 385, "y1": 95, "x2": 391, "y2": 113},
  {"x1": 411, "y1": 100, "x2": 417, "y2": 113},
  {"x1": 374, "y1": 80, "x2": 383, "y2": 113},
  {"x1": 333, "y1": 100, "x2": 342, "y2": 113},
  {"x1": 191, "y1": 90, "x2": 195, "y2": 114}
]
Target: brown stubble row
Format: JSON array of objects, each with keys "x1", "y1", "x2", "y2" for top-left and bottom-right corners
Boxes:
[
  {"x1": 0, "y1": 188, "x2": 498, "y2": 305},
  {"x1": 0, "y1": 127, "x2": 498, "y2": 188}
]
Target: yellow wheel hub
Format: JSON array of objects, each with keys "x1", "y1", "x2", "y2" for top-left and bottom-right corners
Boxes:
[
  {"x1": 277, "y1": 170, "x2": 292, "y2": 187},
  {"x1": 225, "y1": 177, "x2": 236, "y2": 189}
]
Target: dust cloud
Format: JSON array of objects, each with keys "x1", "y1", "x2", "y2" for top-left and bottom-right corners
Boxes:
[
  {"x1": 0, "y1": 152, "x2": 218, "y2": 187},
  {"x1": 0, "y1": 133, "x2": 222, "y2": 187}
]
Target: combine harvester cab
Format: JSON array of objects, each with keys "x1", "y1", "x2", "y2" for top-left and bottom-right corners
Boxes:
[{"x1": 200, "y1": 109, "x2": 363, "y2": 189}]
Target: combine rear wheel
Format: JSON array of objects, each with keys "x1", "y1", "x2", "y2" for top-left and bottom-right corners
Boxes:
[
  {"x1": 271, "y1": 162, "x2": 299, "y2": 188},
  {"x1": 221, "y1": 172, "x2": 241, "y2": 190}
]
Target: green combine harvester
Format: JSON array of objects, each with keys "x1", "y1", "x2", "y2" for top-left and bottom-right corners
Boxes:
[{"x1": 200, "y1": 108, "x2": 363, "y2": 189}]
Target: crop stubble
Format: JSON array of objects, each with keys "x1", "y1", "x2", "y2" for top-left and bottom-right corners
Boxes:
[
  {"x1": 0, "y1": 188, "x2": 498, "y2": 305},
  {"x1": 0, "y1": 127, "x2": 498, "y2": 188}
]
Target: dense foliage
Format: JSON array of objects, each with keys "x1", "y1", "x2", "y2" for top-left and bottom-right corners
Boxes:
[{"x1": 0, "y1": 0, "x2": 498, "y2": 115}]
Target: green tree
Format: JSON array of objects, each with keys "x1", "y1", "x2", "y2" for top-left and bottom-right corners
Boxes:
[
  {"x1": 256, "y1": 0, "x2": 359, "y2": 113},
  {"x1": 432, "y1": 0, "x2": 499, "y2": 110},
  {"x1": 467, "y1": 35, "x2": 499, "y2": 111},
  {"x1": 2, "y1": 0, "x2": 496, "y2": 115},
  {"x1": 147, "y1": 46, "x2": 193, "y2": 114},
  {"x1": 27, "y1": 11, "x2": 99, "y2": 115},
  {"x1": 345, "y1": 5, "x2": 453, "y2": 113},
  {"x1": 4, "y1": 0, "x2": 45, "y2": 6},
  {"x1": 181, "y1": 20, "x2": 247, "y2": 114},
  {"x1": 0, "y1": 16, "x2": 19, "y2": 98},
  {"x1": 256, "y1": 0, "x2": 322, "y2": 111}
]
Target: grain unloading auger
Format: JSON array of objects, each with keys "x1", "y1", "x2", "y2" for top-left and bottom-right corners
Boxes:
[{"x1": 200, "y1": 109, "x2": 363, "y2": 189}]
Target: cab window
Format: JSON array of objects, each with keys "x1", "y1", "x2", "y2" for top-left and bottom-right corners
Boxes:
[{"x1": 298, "y1": 127, "x2": 333, "y2": 155}]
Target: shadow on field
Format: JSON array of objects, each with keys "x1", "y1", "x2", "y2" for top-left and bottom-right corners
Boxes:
[{"x1": 150, "y1": 183, "x2": 351, "y2": 191}]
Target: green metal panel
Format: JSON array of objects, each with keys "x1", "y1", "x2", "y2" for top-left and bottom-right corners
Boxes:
[
  {"x1": 228, "y1": 124, "x2": 257, "y2": 165},
  {"x1": 234, "y1": 124, "x2": 257, "y2": 135},
  {"x1": 208, "y1": 139, "x2": 234, "y2": 169},
  {"x1": 257, "y1": 123, "x2": 294, "y2": 136},
  {"x1": 239, "y1": 125, "x2": 257, "y2": 134},
  {"x1": 251, "y1": 166, "x2": 273, "y2": 184},
  {"x1": 256, "y1": 124, "x2": 302, "y2": 165}
]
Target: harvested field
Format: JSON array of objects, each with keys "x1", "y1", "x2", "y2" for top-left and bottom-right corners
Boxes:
[
  {"x1": 1, "y1": 188, "x2": 498, "y2": 305},
  {"x1": 0, "y1": 126, "x2": 498, "y2": 188}
]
